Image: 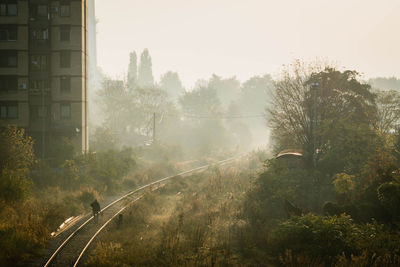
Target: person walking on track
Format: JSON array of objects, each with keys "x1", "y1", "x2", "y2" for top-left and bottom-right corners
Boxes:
[{"x1": 90, "y1": 199, "x2": 101, "y2": 223}]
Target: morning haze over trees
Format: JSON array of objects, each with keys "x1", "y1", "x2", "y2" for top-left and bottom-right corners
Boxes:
[{"x1": 1, "y1": 2, "x2": 400, "y2": 267}]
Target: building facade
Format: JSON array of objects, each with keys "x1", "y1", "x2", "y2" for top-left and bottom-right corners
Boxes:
[{"x1": 0, "y1": 0, "x2": 88, "y2": 156}]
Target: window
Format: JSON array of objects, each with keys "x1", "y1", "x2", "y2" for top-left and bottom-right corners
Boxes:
[
  {"x1": 60, "y1": 25, "x2": 70, "y2": 42},
  {"x1": 37, "y1": 5, "x2": 48, "y2": 17},
  {"x1": 60, "y1": 50, "x2": 70, "y2": 68},
  {"x1": 60, "y1": 103, "x2": 71, "y2": 119},
  {"x1": 30, "y1": 55, "x2": 48, "y2": 71},
  {"x1": 0, "y1": 3, "x2": 17, "y2": 16},
  {"x1": 0, "y1": 102, "x2": 18, "y2": 119},
  {"x1": 30, "y1": 105, "x2": 47, "y2": 120},
  {"x1": 30, "y1": 79, "x2": 50, "y2": 92},
  {"x1": 60, "y1": 4, "x2": 70, "y2": 17},
  {"x1": 31, "y1": 28, "x2": 49, "y2": 40},
  {"x1": 0, "y1": 25, "x2": 17, "y2": 41},
  {"x1": 0, "y1": 76, "x2": 18, "y2": 93},
  {"x1": 0, "y1": 50, "x2": 17, "y2": 67},
  {"x1": 60, "y1": 76, "x2": 71, "y2": 93}
]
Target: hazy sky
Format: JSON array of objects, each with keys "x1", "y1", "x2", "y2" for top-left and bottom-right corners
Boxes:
[{"x1": 96, "y1": 0, "x2": 400, "y2": 88}]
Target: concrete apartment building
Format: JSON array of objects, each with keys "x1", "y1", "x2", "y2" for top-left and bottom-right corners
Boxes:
[{"x1": 0, "y1": 0, "x2": 89, "y2": 156}]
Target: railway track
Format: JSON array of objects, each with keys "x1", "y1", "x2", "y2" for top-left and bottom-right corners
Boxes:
[{"x1": 42, "y1": 155, "x2": 242, "y2": 267}]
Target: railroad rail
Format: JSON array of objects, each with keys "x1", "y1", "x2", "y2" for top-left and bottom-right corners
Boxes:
[{"x1": 43, "y1": 155, "x2": 242, "y2": 267}]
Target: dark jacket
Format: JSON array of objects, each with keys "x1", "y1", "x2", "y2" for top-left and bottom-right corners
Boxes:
[{"x1": 91, "y1": 200, "x2": 100, "y2": 213}]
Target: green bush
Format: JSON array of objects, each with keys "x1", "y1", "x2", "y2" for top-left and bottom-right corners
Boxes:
[
  {"x1": 377, "y1": 182, "x2": 400, "y2": 220},
  {"x1": 0, "y1": 169, "x2": 31, "y2": 202},
  {"x1": 86, "y1": 148, "x2": 136, "y2": 192},
  {"x1": 0, "y1": 201, "x2": 49, "y2": 265},
  {"x1": 268, "y1": 214, "x2": 400, "y2": 265},
  {"x1": 269, "y1": 214, "x2": 358, "y2": 263}
]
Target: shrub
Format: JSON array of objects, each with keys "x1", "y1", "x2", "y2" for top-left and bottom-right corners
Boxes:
[
  {"x1": 269, "y1": 214, "x2": 400, "y2": 265},
  {"x1": 377, "y1": 182, "x2": 400, "y2": 220},
  {"x1": 86, "y1": 242, "x2": 126, "y2": 267},
  {"x1": 87, "y1": 148, "x2": 136, "y2": 192},
  {"x1": 75, "y1": 187, "x2": 100, "y2": 208},
  {"x1": 269, "y1": 214, "x2": 359, "y2": 264},
  {"x1": 333, "y1": 173, "x2": 355, "y2": 195},
  {"x1": 0, "y1": 169, "x2": 32, "y2": 202}
]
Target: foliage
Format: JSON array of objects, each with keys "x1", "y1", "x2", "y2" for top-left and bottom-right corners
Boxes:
[
  {"x1": 86, "y1": 161, "x2": 258, "y2": 266},
  {"x1": 179, "y1": 85, "x2": 222, "y2": 117},
  {"x1": 360, "y1": 148, "x2": 398, "y2": 189},
  {"x1": 0, "y1": 126, "x2": 35, "y2": 174},
  {"x1": 268, "y1": 61, "x2": 378, "y2": 173},
  {"x1": 178, "y1": 85, "x2": 235, "y2": 155},
  {"x1": 97, "y1": 78, "x2": 130, "y2": 134},
  {"x1": 377, "y1": 182, "x2": 400, "y2": 220},
  {"x1": 127, "y1": 51, "x2": 138, "y2": 90},
  {"x1": 47, "y1": 136, "x2": 75, "y2": 167},
  {"x1": 160, "y1": 71, "x2": 184, "y2": 101},
  {"x1": 75, "y1": 186, "x2": 100, "y2": 207},
  {"x1": 395, "y1": 130, "x2": 400, "y2": 164},
  {"x1": 86, "y1": 242, "x2": 126, "y2": 267},
  {"x1": 0, "y1": 126, "x2": 35, "y2": 202},
  {"x1": 243, "y1": 159, "x2": 332, "y2": 230},
  {"x1": 0, "y1": 169, "x2": 32, "y2": 202},
  {"x1": 240, "y1": 74, "x2": 273, "y2": 110},
  {"x1": 376, "y1": 90, "x2": 400, "y2": 133},
  {"x1": 97, "y1": 77, "x2": 175, "y2": 144},
  {"x1": 0, "y1": 201, "x2": 49, "y2": 265},
  {"x1": 207, "y1": 74, "x2": 241, "y2": 109},
  {"x1": 269, "y1": 214, "x2": 358, "y2": 263},
  {"x1": 269, "y1": 214, "x2": 400, "y2": 266},
  {"x1": 332, "y1": 173, "x2": 355, "y2": 195},
  {"x1": 268, "y1": 60, "x2": 325, "y2": 154},
  {"x1": 131, "y1": 87, "x2": 173, "y2": 136},
  {"x1": 90, "y1": 127, "x2": 120, "y2": 152},
  {"x1": 86, "y1": 148, "x2": 136, "y2": 192},
  {"x1": 137, "y1": 48, "x2": 154, "y2": 87}
]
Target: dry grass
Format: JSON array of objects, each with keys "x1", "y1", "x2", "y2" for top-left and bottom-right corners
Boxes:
[{"x1": 86, "y1": 159, "x2": 262, "y2": 266}]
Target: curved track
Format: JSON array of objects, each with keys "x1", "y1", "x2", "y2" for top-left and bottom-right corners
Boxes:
[{"x1": 43, "y1": 155, "x2": 242, "y2": 267}]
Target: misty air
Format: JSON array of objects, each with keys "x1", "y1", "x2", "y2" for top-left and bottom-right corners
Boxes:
[{"x1": 0, "y1": 0, "x2": 399, "y2": 266}]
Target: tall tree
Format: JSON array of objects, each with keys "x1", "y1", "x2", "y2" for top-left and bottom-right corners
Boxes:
[
  {"x1": 376, "y1": 90, "x2": 400, "y2": 133},
  {"x1": 159, "y1": 71, "x2": 184, "y2": 101},
  {"x1": 97, "y1": 78, "x2": 130, "y2": 133},
  {"x1": 236, "y1": 74, "x2": 274, "y2": 146},
  {"x1": 130, "y1": 87, "x2": 172, "y2": 136},
  {"x1": 0, "y1": 126, "x2": 34, "y2": 202},
  {"x1": 179, "y1": 86, "x2": 222, "y2": 120},
  {"x1": 137, "y1": 49, "x2": 154, "y2": 87},
  {"x1": 269, "y1": 61, "x2": 378, "y2": 173},
  {"x1": 239, "y1": 74, "x2": 274, "y2": 115},
  {"x1": 207, "y1": 74, "x2": 240, "y2": 109},
  {"x1": 127, "y1": 51, "x2": 137, "y2": 90},
  {"x1": 179, "y1": 86, "x2": 229, "y2": 153}
]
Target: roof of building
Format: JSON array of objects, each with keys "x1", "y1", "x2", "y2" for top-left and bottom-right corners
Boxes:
[{"x1": 276, "y1": 149, "x2": 303, "y2": 158}]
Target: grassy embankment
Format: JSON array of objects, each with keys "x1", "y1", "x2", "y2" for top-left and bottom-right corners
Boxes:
[{"x1": 85, "y1": 154, "x2": 264, "y2": 266}]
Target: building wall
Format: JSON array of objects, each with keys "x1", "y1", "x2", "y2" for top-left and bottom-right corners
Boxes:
[{"x1": 0, "y1": 0, "x2": 89, "y2": 155}]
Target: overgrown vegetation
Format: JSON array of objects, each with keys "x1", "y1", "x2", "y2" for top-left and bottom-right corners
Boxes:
[
  {"x1": 86, "y1": 157, "x2": 263, "y2": 266},
  {"x1": 243, "y1": 62, "x2": 400, "y2": 265},
  {"x1": 0, "y1": 125, "x2": 182, "y2": 265},
  {"x1": 85, "y1": 61, "x2": 400, "y2": 266},
  {"x1": 1, "y1": 56, "x2": 399, "y2": 266}
]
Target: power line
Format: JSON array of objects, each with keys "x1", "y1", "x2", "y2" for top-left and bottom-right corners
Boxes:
[{"x1": 165, "y1": 114, "x2": 265, "y2": 119}]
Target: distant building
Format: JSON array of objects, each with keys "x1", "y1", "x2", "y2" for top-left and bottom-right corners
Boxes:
[{"x1": 0, "y1": 0, "x2": 89, "y2": 156}]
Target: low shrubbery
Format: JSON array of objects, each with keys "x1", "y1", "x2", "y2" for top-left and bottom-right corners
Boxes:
[
  {"x1": 86, "y1": 161, "x2": 259, "y2": 266},
  {"x1": 271, "y1": 214, "x2": 400, "y2": 266}
]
